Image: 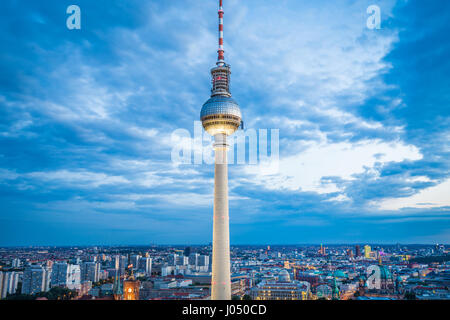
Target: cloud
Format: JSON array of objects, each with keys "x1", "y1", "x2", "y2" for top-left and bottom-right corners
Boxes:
[
  {"x1": 26, "y1": 170, "x2": 129, "y2": 188},
  {"x1": 377, "y1": 178, "x2": 450, "y2": 210},
  {"x1": 0, "y1": 0, "x2": 449, "y2": 245},
  {"x1": 245, "y1": 138, "x2": 422, "y2": 194}
]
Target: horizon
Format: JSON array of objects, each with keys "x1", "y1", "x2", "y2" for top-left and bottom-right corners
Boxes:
[{"x1": 2, "y1": 242, "x2": 448, "y2": 248}]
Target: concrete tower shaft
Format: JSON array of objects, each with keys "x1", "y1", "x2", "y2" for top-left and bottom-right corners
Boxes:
[{"x1": 211, "y1": 133, "x2": 231, "y2": 300}]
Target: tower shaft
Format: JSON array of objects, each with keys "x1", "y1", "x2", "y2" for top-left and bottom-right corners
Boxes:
[{"x1": 211, "y1": 133, "x2": 231, "y2": 300}]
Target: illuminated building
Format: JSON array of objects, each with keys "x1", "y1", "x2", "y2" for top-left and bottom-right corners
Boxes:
[
  {"x1": 200, "y1": 0, "x2": 243, "y2": 300},
  {"x1": 123, "y1": 281, "x2": 140, "y2": 300},
  {"x1": 123, "y1": 273, "x2": 140, "y2": 301},
  {"x1": 250, "y1": 280, "x2": 310, "y2": 300}
]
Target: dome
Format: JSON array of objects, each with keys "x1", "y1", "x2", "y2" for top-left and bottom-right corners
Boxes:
[
  {"x1": 200, "y1": 95, "x2": 241, "y2": 136},
  {"x1": 200, "y1": 95, "x2": 241, "y2": 118},
  {"x1": 379, "y1": 265, "x2": 392, "y2": 280},
  {"x1": 334, "y1": 270, "x2": 348, "y2": 278},
  {"x1": 278, "y1": 269, "x2": 291, "y2": 282}
]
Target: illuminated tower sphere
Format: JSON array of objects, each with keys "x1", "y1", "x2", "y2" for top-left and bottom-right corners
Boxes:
[{"x1": 200, "y1": 0, "x2": 242, "y2": 300}]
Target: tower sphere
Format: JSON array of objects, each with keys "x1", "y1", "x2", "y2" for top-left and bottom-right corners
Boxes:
[{"x1": 200, "y1": 95, "x2": 241, "y2": 136}]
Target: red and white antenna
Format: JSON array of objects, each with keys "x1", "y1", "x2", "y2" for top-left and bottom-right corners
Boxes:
[{"x1": 217, "y1": 0, "x2": 225, "y2": 64}]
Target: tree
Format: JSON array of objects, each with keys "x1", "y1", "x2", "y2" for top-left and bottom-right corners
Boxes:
[
  {"x1": 404, "y1": 291, "x2": 416, "y2": 300},
  {"x1": 242, "y1": 294, "x2": 252, "y2": 300}
]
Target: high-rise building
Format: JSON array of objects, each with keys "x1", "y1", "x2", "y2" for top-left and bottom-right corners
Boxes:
[
  {"x1": 179, "y1": 255, "x2": 189, "y2": 266},
  {"x1": 66, "y1": 264, "x2": 81, "y2": 290},
  {"x1": 81, "y1": 262, "x2": 101, "y2": 283},
  {"x1": 189, "y1": 253, "x2": 200, "y2": 267},
  {"x1": 364, "y1": 245, "x2": 372, "y2": 259},
  {"x1": 51, "y1": 262, "x2": 69, "y2": 287},
  {"x1": 51, "y1": 262, "x2": 81, "y2": 289},
  {"x1": 0, "y1": 272, "x2": 3, "y2": 297},
  {"x1": 200, "y1": 0, "x2": 242, "y2": 300},
  {"x1": 355, "y1": 245, "x2": 361, "y2": 257},
  {"x1": 130, "y1": 254, "x2": 141, "y2": 270},
  {"x1": 0, "y1": 271, "x2": 20, "y2": 298},
  {"x1": 168, "y1": 253, "x2": 178, "y2": 266},
  {"x1": 114, "y1": 255, "x2": 128, "y2": 276},
  {"x1": 22, "y1": 266, "x2": 49, "y2": 295},
  {"x1": 198, "y1": 255, "x2": 210, "y2": 267},
  {"x1": 43, "y1": 266, "x2": 52, "y2": 292},
  {"x1": 11, "y1": 258, "x2": 21, "y2": 268},
  {"x1": 138, "y1": 257, "x2": 152, "y2": 275}
]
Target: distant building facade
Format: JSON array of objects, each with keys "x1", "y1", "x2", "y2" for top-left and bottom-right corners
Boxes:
[{"x1": 22, "y1": 266, "x2": 49, "y2": 295}]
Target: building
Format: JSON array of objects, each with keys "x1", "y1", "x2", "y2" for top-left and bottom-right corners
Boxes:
[
  {"x1": 168, "y1": 254, "x2": 178, "y2": 266},
  {"x1": 51, "y1": 262, "x2": 81, "y2": 290},
  {"x1": 11, "y1": 258, "x2": 21, "y2": 268},
  {"x1": 178, "y1": 255, "x2": 189, "y2": 266},
  {"x1": 43, "y1": 266, "x2": 52, "y2": 292},
  {"x1": 198, "y1": 255, "x2": 209, "y2": 267},
  {"x1": 123, "y1": 275, "x2": 140, "y2": 300},
  {"x1": 251, "y1": 280, "x2": 310, "y2": 300},
  {"x1": 355, "y1": 245, "x2": 361, "y2": 257},
  {"x1": 112, "y1": 270, "x2": 123, "y2": 300},
  {"x1": 81, "y1": 262, "x2": 101, "y2": 283},
  {"x1": 114, "y1": 255, "x2": 128, "y2": 276},
  {"x1": 66, "y1": 264, "x2": 81, "y2": 290},
  {"x1": 130, "y1": 254, "x2": 141, "y2": 270},
  {"x1": 189, "y1": 253, "x2": 200, "y2": 267},
  {"x1": 364, "y1": 245, "x2": 372, "y2": 259},
  {"x1": 200, "y1": 0, "x2": 242, "y2": 300},
  {"x1": 52, "y1": 262, "x2": 68, "y2": 287},
  {"x1": 22, "y1": 265, "x2": 49, "y2": 295},
  {"x1": 319, "y1": 244, "x2": 326, "y2": 256},
  {"x1": 139, "y1": 257, "x2": 152, "y2": 275},
  {"x1": 0, "y1": 271, "x2": 20, "y2": 298}
]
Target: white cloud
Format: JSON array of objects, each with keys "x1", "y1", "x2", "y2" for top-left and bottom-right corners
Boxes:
[
  {"x1": 27, "y1": 170, "x2": 129, "y2": 188},
  {"x1": 377, "y1": 179, "x2": 450, "y2": 210},
  {"x1": 245, "y1": 139, "x2": 422, "y2": 194}
]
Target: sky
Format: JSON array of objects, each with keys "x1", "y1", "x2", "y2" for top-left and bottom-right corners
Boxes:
[{"x1": 0, "y1": 0, "x2": 449, "y2": 246}]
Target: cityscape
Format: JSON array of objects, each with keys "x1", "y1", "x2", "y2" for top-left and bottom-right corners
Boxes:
[{"x1": 0, "y1": 244, "x2": 449, "y2": 300}]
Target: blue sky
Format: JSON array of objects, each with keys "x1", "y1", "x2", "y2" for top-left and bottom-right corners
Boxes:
[{"x1": 0, "y1": 0, "x2": 449, "y2": 246}]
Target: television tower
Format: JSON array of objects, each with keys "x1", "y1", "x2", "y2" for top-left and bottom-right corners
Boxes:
[{"x1": 200, "y1": 0, "x2": 242, "y2": 300}]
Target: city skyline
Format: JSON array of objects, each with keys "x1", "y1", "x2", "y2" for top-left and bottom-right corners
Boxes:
[{"x1": 1, "y1": 0, "x2": 450, "y2": 246}]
